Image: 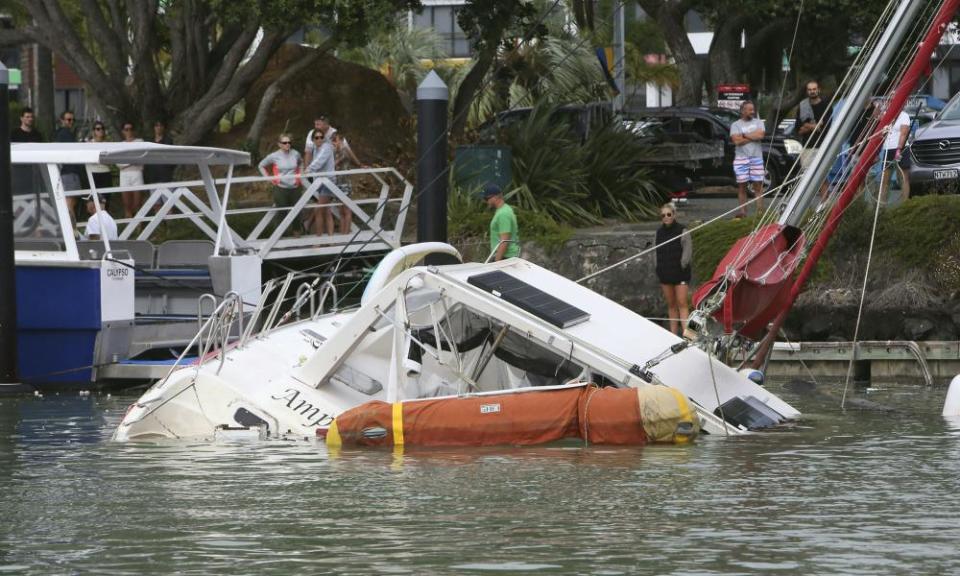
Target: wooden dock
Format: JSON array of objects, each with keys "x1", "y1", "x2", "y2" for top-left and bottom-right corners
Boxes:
[{"x1": 767, "y1": 340, "x2": 960, "y2": 384}]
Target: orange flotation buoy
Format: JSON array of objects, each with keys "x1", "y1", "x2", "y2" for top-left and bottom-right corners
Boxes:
[{"x1": 324, "y1": 384, "x2": 698, "y2": 448}]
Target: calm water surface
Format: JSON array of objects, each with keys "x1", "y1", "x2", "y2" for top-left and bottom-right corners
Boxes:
[{"x1": 1, "y1": 382, "x2": 959, "y2": 575}]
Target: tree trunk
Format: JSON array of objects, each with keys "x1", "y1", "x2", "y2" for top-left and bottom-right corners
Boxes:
[
  {"x1": 640, "y1": 0, "x2": 704, "y2": 106},
  {"x1": 571, "y1": 0, "x2": 594, "y2": 32},
  {"x1": 450, "y1": 48, "x2": 495, "y2": 139},
  {"x1": 707, "y1": 15, "x2": 747, "y2": 102},
  {"x1": 245, "y1": 40, "x2": 336, "y2": 159},
  {"x1": 174, "y1": 31, "x2": 288, "y2": 145},
  {"x1": 36, "y1": 45, "x2": 55, "y2": 138}
]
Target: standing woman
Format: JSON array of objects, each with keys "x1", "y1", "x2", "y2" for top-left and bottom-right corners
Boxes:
[
  {"x1": 86, "y1": 122, "x2": 113, "y2": 191},
  {"x1": 654, "y1": 204, "x2": 692, "y2": 336},
  {"x1": 258, "y1": 133, "x2": 303, "y2": 227},
  {"x1": 118, "y1": 122, "x2": 145, "y2": 218}
]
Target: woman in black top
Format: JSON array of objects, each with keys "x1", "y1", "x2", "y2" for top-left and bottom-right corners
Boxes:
[{"x1": 654, "y1": 204, "x2": 693, "y2": 336}]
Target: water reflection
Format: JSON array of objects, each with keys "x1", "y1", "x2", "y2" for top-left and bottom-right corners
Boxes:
[{"x1": 0, "y1": 385, "x2": 959, "y2": 574}]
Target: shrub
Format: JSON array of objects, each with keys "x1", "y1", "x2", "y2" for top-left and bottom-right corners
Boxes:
[
  {"x1": 498, "y1": 103, "x2": 663, "y2": 225},
  {"x1": 448, "y1": 185, "x2": 572, "y2": 257},
  {"x1": 690, "y1": 215, "x2": 760, "y2": 282}
]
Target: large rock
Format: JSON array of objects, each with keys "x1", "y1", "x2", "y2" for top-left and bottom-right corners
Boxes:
[
  {"x1": 903, "y1": 317, "x2": 935, "y2": 340},
  {"x1": 241, "y1": 44, "x2": 412, "y2": 167}
]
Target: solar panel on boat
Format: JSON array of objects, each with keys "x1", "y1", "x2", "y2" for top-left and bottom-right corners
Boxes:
[{"x1": 467, "y1": 270, "x2": 590, "y2": 328}]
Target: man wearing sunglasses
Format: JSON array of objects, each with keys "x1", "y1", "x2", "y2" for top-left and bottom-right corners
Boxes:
[{"x1": 54, "y1": 110, "x2": 85, "y2": 218}]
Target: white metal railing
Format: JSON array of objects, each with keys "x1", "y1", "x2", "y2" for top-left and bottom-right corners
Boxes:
[{"x1": 64, "y1": 167, "x2": 412, "y2": 262}]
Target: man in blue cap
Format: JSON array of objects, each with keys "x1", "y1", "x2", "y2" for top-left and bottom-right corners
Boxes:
[{"x1": 482, "y1": 183, "x2": 519, "y2": 261}]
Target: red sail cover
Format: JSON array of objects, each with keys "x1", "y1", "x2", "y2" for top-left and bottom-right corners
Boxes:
[{"x1": 692, "y1": 223, "x2": 805, "y2": 338}]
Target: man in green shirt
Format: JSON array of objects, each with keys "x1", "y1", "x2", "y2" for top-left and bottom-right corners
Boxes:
[{"x1": 483, "y1": 184, "x2": 520, "y2": 261}]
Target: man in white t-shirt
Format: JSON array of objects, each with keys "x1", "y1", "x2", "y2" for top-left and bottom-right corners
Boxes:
[
  {"x1": 881, "y1": 109, "x2": 911, "y2": 200},
  {"x1": 84, "y1": 195, "x2": 118, "y2": 240}
]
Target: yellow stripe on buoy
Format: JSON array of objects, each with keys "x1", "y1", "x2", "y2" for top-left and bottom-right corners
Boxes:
[
  {"x1": 392, "y1": 402, "x2": 405, "y2": 446},
  {"x1": 326, "y1": 419, "x2": 342, "y2": 448},
  {"x1": 666, "y1": 387, "x2": 693, "y2": 424}
]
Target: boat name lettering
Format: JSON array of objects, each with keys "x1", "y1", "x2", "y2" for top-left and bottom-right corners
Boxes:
[
  {"x1": 107, "y1": 267, "x2": 129, "y2": 280},
  {"x1": 270, "y1": 388, "x2": 334, "y2": 427},
  {"x1": 480, "y1": 403, "x2": 501, "y2": 414}
]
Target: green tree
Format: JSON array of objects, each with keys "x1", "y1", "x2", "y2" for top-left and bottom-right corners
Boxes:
[
  {"x1": 636, "y1": 0, "x2": 889, "y2": 106},
  {"x1": 450, "y1": 0, "x2": 547, "y2": 138},
  {"x1": 0, "y1": 0, "x2": 419, "y2": 144}
]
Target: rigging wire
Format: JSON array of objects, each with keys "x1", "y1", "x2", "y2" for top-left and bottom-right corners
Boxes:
[{"x1": 840, "y1": 166, "x2": 886, "y2": 410}]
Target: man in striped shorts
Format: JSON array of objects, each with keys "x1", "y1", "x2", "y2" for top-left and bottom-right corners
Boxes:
[{"x1": 730, "y1": 101, "x2": 766, "y2": 218}]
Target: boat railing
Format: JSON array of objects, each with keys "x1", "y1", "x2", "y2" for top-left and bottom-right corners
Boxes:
[
  {"x1": 51, "y1": 166, "x2": 412, "y2": 263},
  {"x1": 157, "y1": 269, "x2": 349, "y2": 378},
  {"x1": 484, "y1": 239, "x2": 522, "y2": 263},
  {"x1": 152, "y1": 291, "x2": 245, "y2": 386}
]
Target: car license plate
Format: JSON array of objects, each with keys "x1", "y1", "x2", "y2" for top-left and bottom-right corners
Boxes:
[{"x1": 934, "y1": 169, "x2": 959, "y2": 180}]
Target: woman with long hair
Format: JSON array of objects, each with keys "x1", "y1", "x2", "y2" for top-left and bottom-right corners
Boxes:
[{"x1": 654, "y1": 204, "x2": 692, "y2": 336}]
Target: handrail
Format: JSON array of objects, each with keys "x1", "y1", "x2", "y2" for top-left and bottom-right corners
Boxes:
[
  {"x1": 262, "y1": 273, "x2": 295, "y2": 335},
  {"x1": 153, "y1": 293, "x2": 243, "y2": 389},
  {"x1": 62, "y1": 167, "x2": 413, "y2": 262},
  {"x1": 198, "y1": 293, "x2": 217, "y2": 330},
  {"x1": 295, "y1": 277, "x2": 321, "y2": 319},
  {"x1": 240, "y1": 278, "x2": 278, "y2": 347},
  {"x1": 484, "y1": 239, "x2": 522, "y2": 263},
  {"x1": 313, "y1": 281, "x2": 339, "y2": 319}
]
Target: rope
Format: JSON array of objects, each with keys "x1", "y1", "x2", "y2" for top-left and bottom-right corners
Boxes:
[
  {"x1": 576, "y1": 174, "x2": 799, "y2": 284},
  {"x1": 581, "y1": 384, "x2": 601, "y2": 447},
  {"x1": 840, "y1": 168, "x2": 885, "y2": 410}
]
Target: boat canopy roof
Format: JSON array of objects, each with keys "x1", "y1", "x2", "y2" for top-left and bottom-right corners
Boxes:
[{"x1": 11, "y1": 142, "x2": 250, "y2": 166}]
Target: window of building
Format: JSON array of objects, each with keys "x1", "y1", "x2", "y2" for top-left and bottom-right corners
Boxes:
[{"x1": 412, "y1": 5, "x2": 472, "y2": 58}]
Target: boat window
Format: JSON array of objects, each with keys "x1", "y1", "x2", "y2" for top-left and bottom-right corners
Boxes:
[
  {"x1": 411, "y1": 303, "x2": 582, "y2": 390},
  {"x1": 13, "y1": 165, "x2": 65, "y2": 249}
]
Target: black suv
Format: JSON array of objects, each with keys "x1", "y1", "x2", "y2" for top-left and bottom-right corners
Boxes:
[{"x1": 627, "y1": 107, "x2": 802, "y2": 190}]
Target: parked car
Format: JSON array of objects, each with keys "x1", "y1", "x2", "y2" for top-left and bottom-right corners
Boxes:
[
  {"x1": 626, "y1": 106, "x2": 802, "y2": 191},
  {"x1": 477, "y1": 102, "x2": 614, "y2": 144},
  {"x1": 908, "y1": 91, "x2": 960, "y2": 194}
]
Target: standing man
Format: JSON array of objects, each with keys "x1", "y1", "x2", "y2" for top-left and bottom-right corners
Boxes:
[
  {"x1": 54, "y1": 110, "x2": 84, "y2": 219},
  {"x1": 730, "y1": 101, "x2": 766, "y2": 218},
  {"x1": 796, "y1": 80, "x2": 832, "y2": 167},
  {"x1": 483, "y1": 183, "x2": 519, "y2": 261},
  {"x1": 880, "y1": 107, "x2": 912, "y2": 201},
  {"x1": 11, "y1": 108, "x2": 43, "y2": 198},
  {"x1": 796, "y1": 80, "x2": 832, "y2": 201},
  {"x1": 11, "y1": 107, "x2": 43, "y2": 142},
  {"x1": 143, "y1": 120, "x2": 176, "y2": 185}
]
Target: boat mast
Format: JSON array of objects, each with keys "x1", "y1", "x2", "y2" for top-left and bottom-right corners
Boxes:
[
  {"x1": 777, "y1": 0, "x2": 925, "y2": 227},
  {"x1": 752, "y1": 0, "x2": 960, "y2": 368}
]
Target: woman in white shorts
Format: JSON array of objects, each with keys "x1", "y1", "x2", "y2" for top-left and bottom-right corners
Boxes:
[{"x1": 118, "y1": 122, "x2": 145, "y2": 218}]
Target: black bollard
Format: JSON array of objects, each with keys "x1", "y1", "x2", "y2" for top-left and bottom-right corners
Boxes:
[
  {"x1": 415, "y1": 71, "x2": 448, "y2": 264},
  {"x1": 0, "y1": 63, "x2": 25, "y2": 393}
]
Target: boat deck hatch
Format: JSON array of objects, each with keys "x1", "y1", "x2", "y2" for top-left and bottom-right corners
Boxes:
[{"x1": 467, "y1": 270, "x2": 590, "y2": 328}]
